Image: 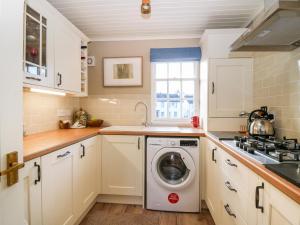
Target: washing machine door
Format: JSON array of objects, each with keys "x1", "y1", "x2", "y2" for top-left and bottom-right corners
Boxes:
[{"x1": 151, "y1": 147, "x2": 196, "y2": 190}]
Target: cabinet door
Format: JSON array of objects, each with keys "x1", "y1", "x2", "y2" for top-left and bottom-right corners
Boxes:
[
  {"x1": 205, "y1": 139, "x2": 222, "y2": 224},
  {"x1": 209, "y1": 58, "x2": 253, "y2": 118},
  {"x1": 23, "y1": 158, "x2": 42, "y2": 225},
  {"x1": 23, "y1": 0, "x2": 54, "y2": 88},
  {"x1": 54, "y1": 22, "x2": 81, "y2": 93},
  {"x1": 76, "y1": 136, "x2": 98, "y2": 215},
  {"x1": 259, "y1": 180, "x2": 300, "y2": 225},
  {"x1": 102, "y1": 135, "x2": 143, "y2": 196},
  {"x1": 41, "y1": 145, "x2": 76, "y2": 225}
]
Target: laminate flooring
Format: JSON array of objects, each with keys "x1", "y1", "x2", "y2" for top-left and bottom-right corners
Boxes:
[{"x1": 80, "y1": 203, "x2": 215, "y2": 225}]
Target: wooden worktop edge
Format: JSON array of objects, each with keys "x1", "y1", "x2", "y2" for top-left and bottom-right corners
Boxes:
[
  {"x1": 206, "y1": 133, "x2": 300, "y2": 204},
  {"x1": 98, "y1": 130, "x2": 206, "y2": 137}
]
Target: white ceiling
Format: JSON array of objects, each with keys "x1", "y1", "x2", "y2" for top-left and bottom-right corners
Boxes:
[{"x1": 47, "y1": 0, "x2": 264, "y2": 41}]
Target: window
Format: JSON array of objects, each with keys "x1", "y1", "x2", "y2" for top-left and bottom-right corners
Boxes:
[{"x1": 152, "y1": 61, "x2": 199, "y2": 122}]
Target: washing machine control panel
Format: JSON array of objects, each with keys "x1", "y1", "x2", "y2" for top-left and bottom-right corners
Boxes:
[{"x1": 180, "y1": 140, "x2": 198, "y2": 147}]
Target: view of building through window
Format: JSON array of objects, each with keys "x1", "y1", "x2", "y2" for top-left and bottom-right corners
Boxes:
[{"x1": 152, "y1": 62, "x2": 198, "y2": 121}]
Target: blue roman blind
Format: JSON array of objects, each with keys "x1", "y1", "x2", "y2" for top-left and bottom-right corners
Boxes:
[{"x1": 150, "y1": 47, "x2": 201, "y2": 62}]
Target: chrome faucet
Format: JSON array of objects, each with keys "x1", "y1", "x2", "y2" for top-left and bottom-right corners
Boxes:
[{"x1": 134, "y1": 101, "x2": 150, "y2": 127}]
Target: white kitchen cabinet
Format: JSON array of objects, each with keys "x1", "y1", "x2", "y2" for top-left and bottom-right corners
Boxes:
[
  {"x1": 101, "y1": 135, "x2": 144, "y2": 196},
  {"x1": 23, "y1": 0, "x2": 54, "y2": 88},
  {"x1": 208, "y1": 58, "x2": 253, "y2": 118},
  {"x1": 41, "y1": 145, "x2": 77, "y2": 225},
  {"x1": 54, "y1": 21, "x2": 81, "y2": 93},
  {"x1": 205, "y1": 139, "x2": 222, "y2": 224},
  {"x1": 259, "y1": 180, "x2": 300, "y2": 225},
  {"x1": 75, "y1": 136, "x2": 98, "y2": 215},
  {"x1": 23, "y1": 158, "x2": 42, "y2": 225}
]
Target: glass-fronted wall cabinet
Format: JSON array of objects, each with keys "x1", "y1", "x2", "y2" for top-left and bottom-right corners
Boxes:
[{"x1": 23, "y1": 2, "x2": 53, "y2": 87}]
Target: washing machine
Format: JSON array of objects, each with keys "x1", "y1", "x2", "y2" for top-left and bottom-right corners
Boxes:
[{"x1": 146, "y1": 137, "x2": 200, "y2": 212}]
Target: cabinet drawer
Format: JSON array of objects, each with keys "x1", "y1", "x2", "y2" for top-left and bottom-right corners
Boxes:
[
  {"x1": 221, "y1": 150, "x2": 249, "y2": 189},
  {"x1": 221, "y1": 173, "x2": 249, "y2": 222},
  {"x1": 221, "y1": 200, "x2": 247, "y2": 225}
]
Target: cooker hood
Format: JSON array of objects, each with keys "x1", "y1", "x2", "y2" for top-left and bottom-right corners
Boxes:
[{"x1": 231, "y1": 0, "x2": 300, "y2": 51}]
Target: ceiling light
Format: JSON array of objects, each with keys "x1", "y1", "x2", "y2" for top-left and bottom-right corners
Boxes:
[
  {"x1": 30, "y1": 88, "x2": 66, "y2": 96},
  {"x1": 141, "y1": 0, "x2": 151, "y2": 15}
]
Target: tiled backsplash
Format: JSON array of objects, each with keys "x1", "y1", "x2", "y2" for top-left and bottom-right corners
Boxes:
[
  {"x1": 23, "y1": 91, "x2": 79, "y2": 135},
  {"x1": 79, "y1": 94, "x2": 151, "y2": 126},
  {"x1": 253, "y1": 48, "x2": 300, "y2": 139}
]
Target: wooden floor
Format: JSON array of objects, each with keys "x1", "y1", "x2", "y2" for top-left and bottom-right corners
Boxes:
[{"x1": 80, "y1": 203, "x2": 215, "y2": 225}]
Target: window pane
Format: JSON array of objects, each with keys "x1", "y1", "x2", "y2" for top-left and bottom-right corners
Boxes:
[
  {"x1": 155, "y1": 99, "x2": 167, "y2": 119},
  {"x1": 156, "y1": 81, "x2": 167, "y2": 98},
  {"x1": 156, "y1": 63, "x2": 167, "y2": 79},
  {"x1": 42, "y1": 26, "x2": 47, "y2": 67},
  {"x1": 169, "y1": 81, "x2": 180, "y2": 99},
  {"x1": 26, "y1": 15, "x2": 40, "y2": 65},
  {"x1": 169, "y1": 63, "x2": 180, "y2": 78},
  {"x1": 168, "y1": 100, "x2": 181, "y2": 119},
  {"x1": 182, "y1": 99, "x2": 194, "y2": 119},
  {"x1": 182, "y1": 62, "x2": 195, "y2": 78},
  {"x1": 182, "y1": 81, "x2": 194, "y2": 99},
  {"x1": 26, "y1": 5, "x2": 40, "y2": 20}
]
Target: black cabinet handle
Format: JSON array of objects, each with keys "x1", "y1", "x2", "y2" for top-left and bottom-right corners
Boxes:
[
  {"x1": 138, "y1": 137, "x2": 141, "y2": 150},
  {"x1": 212, "y1": 148, "x2": 217, "y2": 163},
  {"x1": 80, "y1": 144, "x2": 85, "y2": 158},
  {"x1": 26, "y1": 76, "x2": 42, "y2": 81},
  {"x1": 57, "y1": 151, "x2": 70, "y2": 159},
  {"x1": 224, "y1": 204, "x2": 236, "y2": 218},
  {"x1": 225, "y1": 181, "x2": 237, "y2": 193},
  {"x1": 225, "y1": 159, "x2": 237, "y2": 167},
  {"x1": 57, "y1": 73, "x2": 62, "y2": 86},
  {"x1": 255, "y1": 183, "x2": 264, "y2": 213},
  {"x1": 212, "y1": 82, "x2": 215, "y2": 94},
  {"x1": 34, "y1": 162, "x2": 41, "y2": 185}
]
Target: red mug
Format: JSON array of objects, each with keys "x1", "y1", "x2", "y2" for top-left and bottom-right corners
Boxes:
[{"x1": 191, "y1": 116, "x2": 200, "y2": 128}]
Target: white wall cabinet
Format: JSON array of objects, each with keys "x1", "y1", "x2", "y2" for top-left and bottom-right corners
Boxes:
[
  {"x1": 101, "y1": 135, "x2": 144, "y2": 196},
  {"x1": 23, "y1": 158, "x2": 42, "y2": 225},
  {"x1": 54, "y1": 22, "x2": 81, "y2": 93},
  {"x1": 208, "y1": 58, "x2": 253, "y2": 118},
  {"x1": 23, "y1": 0, "x2": 87, "y2": 94},
  {"x1": 75, "y1": 136, "x2": 98, "y2": 215},
  {"x1": 41, "y1": 145, "x2": 77, "y2": 225}
]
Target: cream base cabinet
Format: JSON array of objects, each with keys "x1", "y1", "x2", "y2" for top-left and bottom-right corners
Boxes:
[
  {"x1": 23, "y1": 158, "x2": 42, "y2": 225},
  {"x1": 41, "y1": 145, "x2": 77, "y2": 225},
  {"x1": 205, "y1": 139, "x2": 222, "y2": 224},
  {"x1": 75, "y1": 136, "x2": 98, "y2": 216},
  {"x1": 208, "y1": 58, "x2": 253, "y2": 118},
  {"x1": 101, "y1": 135, "x2": 143, "y2": 196},
  {"x1": 259, "y1": 180, "x2": 300, "y2": 225}
]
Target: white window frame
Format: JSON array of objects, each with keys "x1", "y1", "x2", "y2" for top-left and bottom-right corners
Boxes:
[{"x1": 151, "y1": 61, "x2": 200, "y2": 125}]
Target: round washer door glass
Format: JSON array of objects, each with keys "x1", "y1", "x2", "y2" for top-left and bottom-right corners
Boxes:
[{"x1": 157, "y1": 152, "x2": 190, "y2": 185}]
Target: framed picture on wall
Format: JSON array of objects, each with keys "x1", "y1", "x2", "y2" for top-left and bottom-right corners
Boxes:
[{"x1": 103, "y1": 57, "x2": 143, "y2": 87}]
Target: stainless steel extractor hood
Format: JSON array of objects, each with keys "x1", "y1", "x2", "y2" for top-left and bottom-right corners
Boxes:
[{"x1": 231, "y1": 0, "x2": 300, "y2": 51}]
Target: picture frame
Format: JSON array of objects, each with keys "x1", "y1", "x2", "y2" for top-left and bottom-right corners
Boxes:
[{"x1": 103, "y1": 57, "x2": 143, "y2": 87}]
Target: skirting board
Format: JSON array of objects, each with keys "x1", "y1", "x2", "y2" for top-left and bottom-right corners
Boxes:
[
  {"x1": 74, "y1": 198, "x2": 97, "y2": 225},
  {"x1": 97, "y1": 194, "x2": 143, "y2": 205}
]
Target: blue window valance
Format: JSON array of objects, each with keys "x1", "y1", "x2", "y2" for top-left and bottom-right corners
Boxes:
[{"x1": 150, "y1": 47, "x2": 201, "y2": 62}]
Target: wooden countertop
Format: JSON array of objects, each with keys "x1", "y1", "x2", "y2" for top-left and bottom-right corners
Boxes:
[
  {"x1": 23, "y1": 128, "x2": 99, "y2": 162},
  {"x1": 206, "y1": 132, "x2": 300, "y2": 205},
  {"x1": 98, "y1": 126, "x2": 206, "y2": 137}
]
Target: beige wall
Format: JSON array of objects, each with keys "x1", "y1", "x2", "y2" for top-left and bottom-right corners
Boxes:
[
  {"x1": 23, "y1": 91, "x2": 80, "y2": 135},
  {"x1": 82, "y1": 38, "x2": 200, "y2": 126},
  {"x1": 87, "y1": 39, "x2": 199, "y2": 95},
  {"x1": 253, "y1": 48, "x2": 300, "y2": 139}
]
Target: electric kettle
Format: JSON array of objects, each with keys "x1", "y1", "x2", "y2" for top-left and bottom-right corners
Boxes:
[{"x1": 248, "y1": 106, "x2": 275, "y2": 137}]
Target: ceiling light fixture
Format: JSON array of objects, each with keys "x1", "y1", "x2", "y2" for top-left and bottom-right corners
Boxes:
[{"x1": 141, "y1": 0, "x2": 151, "y2": 15}]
